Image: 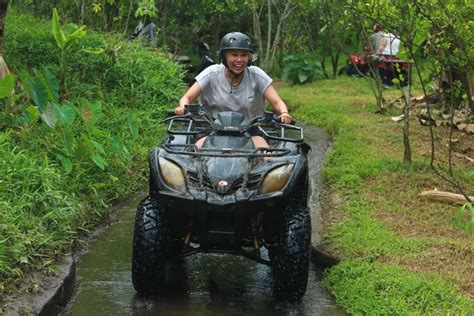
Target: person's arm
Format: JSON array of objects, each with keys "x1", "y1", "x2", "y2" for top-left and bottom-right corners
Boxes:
[
  {"x1": 175, "y1": 81, "x2": 202, "y2": 115},
  {"x1": 263, "y1": 84, "x2": 292, "y2": 124}
]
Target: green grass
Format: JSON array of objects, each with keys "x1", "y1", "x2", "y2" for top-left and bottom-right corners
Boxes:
[
  {"x1": 326, "y1": 195, "x2": 424, "y2": 259},
  {"x1": 280, "y1": 76, "x2": 474, "y2": 314},
  {"x1": 323, "y1": 259, "x2": 474, "y2": 315}
]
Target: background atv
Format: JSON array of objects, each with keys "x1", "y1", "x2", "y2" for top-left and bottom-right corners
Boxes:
[
  {"x1": 341, "y1": 50, "x2": 409, "y2": 86},
  {"x1": 132, "y1": 105, "x2": 311, "y2": 301}
]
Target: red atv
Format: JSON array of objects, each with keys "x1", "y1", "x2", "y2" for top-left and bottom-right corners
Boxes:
[{"x1": 341, "y1": 50, "x2": 410, "y2": 86}]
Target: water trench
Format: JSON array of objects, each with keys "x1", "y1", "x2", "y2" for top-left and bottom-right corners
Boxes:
[{"x1": 62, "y1": 125, "x2": 346, "y2": 315}]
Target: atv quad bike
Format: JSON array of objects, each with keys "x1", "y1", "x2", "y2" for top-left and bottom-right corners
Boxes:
[
  {"x1": 342, "y1": 50, "x2": 409, "y2": 86},
  {"x1": 132, "y1": 105, "x2": 311, "y2": 301}
]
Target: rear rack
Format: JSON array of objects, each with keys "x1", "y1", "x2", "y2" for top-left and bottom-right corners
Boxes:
[{"x1": 163, "y1": 143, "x2": 290, "y2": 158}]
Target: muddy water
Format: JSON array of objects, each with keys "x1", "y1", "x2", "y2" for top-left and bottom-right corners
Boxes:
[{"x1": 63, "y1": 125, "x2": 346, "y2": 316}]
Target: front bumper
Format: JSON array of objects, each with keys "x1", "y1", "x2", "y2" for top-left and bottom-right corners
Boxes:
[{"x1": 156, "y1": 189, "x2": 283, "y2": 252}]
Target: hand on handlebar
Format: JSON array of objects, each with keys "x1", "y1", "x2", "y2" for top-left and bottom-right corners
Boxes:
[
  {"x1": 175, "y1": 105, "x2": 185, "y2": 116},
  {"x1": 279, "y1": 112, "x2": 292, "y2": 124}
]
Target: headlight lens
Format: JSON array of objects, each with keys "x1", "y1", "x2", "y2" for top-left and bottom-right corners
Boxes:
[
  {"x1": 260, "y1": 164, "x2": 294, "y2": 194},
  {"x1": 159, "y1": 157, "x2": 186, "y2": 192}
]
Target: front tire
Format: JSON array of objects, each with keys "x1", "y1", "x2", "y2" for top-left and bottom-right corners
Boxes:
[
  {"x1": 272, "y1": 207, "x2": 311, "y2": 302},
  {"x1": 132, "y1": 197, "x2": 167, "y2": 295}
]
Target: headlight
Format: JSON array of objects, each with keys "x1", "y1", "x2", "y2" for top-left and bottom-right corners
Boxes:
[
  {"x1": 260, "y1": 164, "x2": 294, "y2": 194},
  {"x1": 159, "y1": 157, "x2": 186, "y2": 192}
]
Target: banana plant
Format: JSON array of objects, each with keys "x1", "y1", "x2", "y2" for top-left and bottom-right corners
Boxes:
[{"x1": 52, "y1": 8, "x2": 87, "y2": 102}]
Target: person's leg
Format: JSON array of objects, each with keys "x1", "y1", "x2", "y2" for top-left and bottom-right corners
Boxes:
[
  {"x1": 251, "y1": 135, "x2": 269, "y2": 148},
  {"x1": 195, "y1": 136, "x2": 207, "y2": 148},
  {"x1": 252, "y1": 136, "x2": 272, "y2": 160}
]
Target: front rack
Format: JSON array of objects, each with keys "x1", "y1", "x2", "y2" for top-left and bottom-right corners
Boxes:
[
  {"x1": 257, "y1": 124, "x2": 304, "y2": 143},
  {"x1": 163, "y1": 143, "x2": 290, "y2": 158}
]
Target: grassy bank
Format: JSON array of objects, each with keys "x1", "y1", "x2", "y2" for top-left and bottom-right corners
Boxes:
[
  {"x1": 280, "y1": 77, "x2": 474, "y2": 314},
  {"x1": 0, "y1": 12, "x2": 184, "y2": 308}
]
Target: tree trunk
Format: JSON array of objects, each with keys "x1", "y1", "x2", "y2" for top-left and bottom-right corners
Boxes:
[
  {"x1": 331, "y1": 52, "x2": 340, "y2": 79},
  {"x1": 80, "y1": 0, "x2": 85, "y2": 25},
  {"x1": 251, "y1": 1, "x2": 264, "y2": 66},
  {"x1": 459, "y1": 72, "x2": 474, "y2": 114},
  {"x1": 0, "y1": 0, "x2": 10, "y2": 79},
  {"x1": 403, "y1": 68, "x2": 412, "y2": 163},
  {"x1": 159, "y1": 0, "x2": 171, "y2": 48},
  {"x1": 320, "y1": 57, "x2": 329, "y2": 79},
  {"x1": 263, "y1": 0, "x2": 271, "y2": 71},
  {"x1": 123, "y1": 0, "x2": 134, "y2": 35},
  {"x1": 268, "y1": 2, "x2": 295, "y2": 68}
]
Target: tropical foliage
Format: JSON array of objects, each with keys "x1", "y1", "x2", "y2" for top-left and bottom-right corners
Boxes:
[
  {"x1": 0, "y1": 8, "x2": 184, "y2": 301},
  {"x1": 0, "y1": 1, "x2": 472, "y2": 313}
]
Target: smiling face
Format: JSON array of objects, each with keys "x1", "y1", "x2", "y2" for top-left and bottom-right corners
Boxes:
[{"x1": 224, "y1": 49, "x2": 251, "y2": 75}]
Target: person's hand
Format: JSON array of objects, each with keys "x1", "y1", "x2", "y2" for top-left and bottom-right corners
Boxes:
[
  {"x1": 175, "y1": 105, "x2": 185, "y2": 115},
  {"x1": 279, "y1": 112, "x2": 292, "y2": 124}
]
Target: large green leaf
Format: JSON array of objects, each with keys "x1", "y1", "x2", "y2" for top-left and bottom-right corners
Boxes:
[
  {"x1": 40, "y1": 104, "x2": 57, "y2": 128},
  {"x1": 52, "y1": 8, "x2": 66, "y2": 49},
  {"x1": 0, "y1": 74, "x2": 15, "y2": 98},
  {"x1": 64, "y1": 26, "x2": 87, "y2": 49},
  {"x1": 32, "y1": 76, "x2": 49, "y2": 113},
  {"x1": 42, "y1": 68, "x2": 59, "y2": 103},
  {"x1": 16, "y1": 105, "x2": 40, "y2": 126},
  {"x1": 19, "y1": 70, "x2": 34, "y2": 102},
  {"x1": 55, "y1": 103, "x2": 76, "y2": 127}
]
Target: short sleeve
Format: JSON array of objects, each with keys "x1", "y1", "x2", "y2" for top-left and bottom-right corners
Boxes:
[
  {"x1": 196, "y1": 66, "x2": 212, "y2": 91},
  {"x1": 248, "y1": 66, "x2": 272, "y2": 95}
]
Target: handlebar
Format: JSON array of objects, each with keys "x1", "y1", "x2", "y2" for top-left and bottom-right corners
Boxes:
[{"x1": 162, "y1": 105, "x2": 300, "y2": 140}]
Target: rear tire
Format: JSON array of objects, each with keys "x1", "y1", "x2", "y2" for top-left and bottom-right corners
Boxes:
[
  {"x1": 272, "y1": 207, "x2": 311, "y2": 302},
  {"x1": 132, "y1": 197, "x2": 167, "y2": 295}
]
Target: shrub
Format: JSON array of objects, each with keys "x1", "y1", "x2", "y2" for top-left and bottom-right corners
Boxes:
[
  {"x1": 0, "y1": 10, "x2": 185, "y2": 295},
  {"x1": 4, "y1": 13, "x2": 57, "y2": 71},
  {"x1": 282, "y1": 53, "x2": 323, "y2": 84}
]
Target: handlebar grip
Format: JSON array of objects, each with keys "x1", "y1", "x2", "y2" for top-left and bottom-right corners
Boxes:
[
  {"x1": 185, "y1": 104, "x2": 200, "y2": 114},
  {"x1": 273, "y1": 113, "x2": 296, "y2": 125}
]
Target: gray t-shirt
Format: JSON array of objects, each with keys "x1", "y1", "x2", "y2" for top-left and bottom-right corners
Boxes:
[
  {"x1": 370, "y1": 31, "x2": 386, "y2": 53},
  {"x1": 195, "y1": 64, "x2": 272, "y2": 119}
]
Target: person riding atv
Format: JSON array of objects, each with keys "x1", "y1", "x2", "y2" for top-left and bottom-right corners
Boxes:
[
  {"x1": 131, "y1": 32, "x2": 312, "y2": 301},
  {"x1": 342, "y1": 24, "x2": 409, "y2": 86},
  {"x1": 132, "y1": 106, "x2": 311, "y2": 301},
  {"x1": 175, "y1": 32, "x2": 291, "y2": 124}
]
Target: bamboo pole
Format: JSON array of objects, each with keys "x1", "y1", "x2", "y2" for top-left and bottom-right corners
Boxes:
[{"x1": 419, "y1": 189, "x2": 474, "y2": 205}]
